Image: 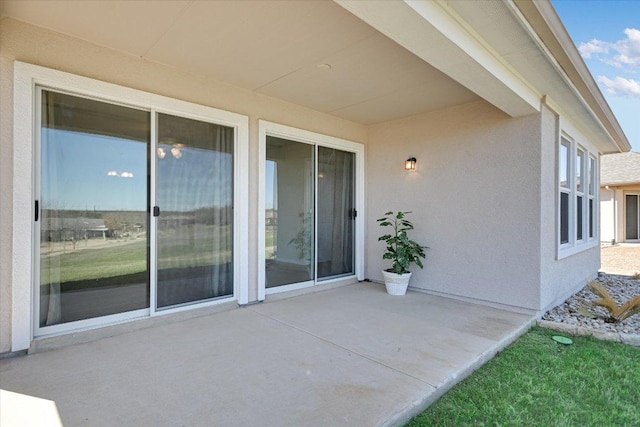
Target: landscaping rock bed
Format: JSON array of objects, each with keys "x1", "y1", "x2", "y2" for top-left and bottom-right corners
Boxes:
[{"x1": 541, "y1": 273, "x2": 640, "y2": 346}]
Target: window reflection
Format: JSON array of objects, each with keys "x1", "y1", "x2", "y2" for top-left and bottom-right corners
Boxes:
[
  {"x1": 156, "y1": 113, "x2": 234, "y2": 308},
  {"x1": 39, "y1": 90, "x2": 150, "y2": 327}
]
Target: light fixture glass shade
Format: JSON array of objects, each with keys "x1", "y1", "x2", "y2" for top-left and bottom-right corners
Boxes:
[
  {"x1": 405, "y1": 157, "x2": 417, "y2": 171},
  {"x1": 171, "y1": 146, "x2": 183, "y2": 159}
]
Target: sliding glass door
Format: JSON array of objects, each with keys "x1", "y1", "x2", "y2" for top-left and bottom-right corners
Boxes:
[
  {"x1": 317, "y1": 147, "x2": 355, "y2": 279},
  {"x1": 37, "y1": 88, "x2": 237, "y2": 332},
  {"x1": 39, "y1": 90, "x2": 150, "y2": 327},
  {"x1": 265, "y1": 137, "x2": 315, "y2": 288},
  {"x1": 263, "y1": 132, "x2": 357, "y2": 293},
  {"x1": 156, "y1": 114, "x2": 234, "y2": 308}
]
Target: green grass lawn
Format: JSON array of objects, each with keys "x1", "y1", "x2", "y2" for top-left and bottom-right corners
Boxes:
[
  {"x1": 408, "y1": 327, "x2": 640, "y2": 427},
  {"x1": 41, "y1": 224, "x2": 233, "y2": 286},
  {"x1": 41, "y1": 239, "x2": 147, "y2": 285}
]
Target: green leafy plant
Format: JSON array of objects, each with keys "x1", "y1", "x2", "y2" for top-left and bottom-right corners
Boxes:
[
  {"x1": 377, "y1": 211, "x2": 427, "y2": 274},
  {"x1": 580, "y1": 281, "x2": 640, "y2": 323},
  {"x1": 289, "y1": 212, "x2": 312, "y2": 261}
]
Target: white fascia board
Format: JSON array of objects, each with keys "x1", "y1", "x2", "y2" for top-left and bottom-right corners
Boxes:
[
  {"x1": 517, "y1": 0, "x2": 630, "y2": 153},
  {"x1": 508, "y1": 1, "x2": 629, "y2": 154},
  {"x1": 334, "y1": 0, "x2": 540, "y2": 118}
]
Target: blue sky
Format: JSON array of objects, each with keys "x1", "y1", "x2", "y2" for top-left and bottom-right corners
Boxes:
[
  {"x1": 552, "y1": 0, "x2": 640, "y2": 151},
  {"x1": 42, "y1": 129, "x2": 233, "y2": 211}
]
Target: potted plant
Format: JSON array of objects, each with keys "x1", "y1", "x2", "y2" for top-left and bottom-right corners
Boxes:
[{"x1": 377, "y1": 211, "x2": 427, "y2": 295}]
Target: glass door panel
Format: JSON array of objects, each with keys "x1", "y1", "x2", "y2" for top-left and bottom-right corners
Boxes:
[
  {"x1": 156, "y1": 113, "x2": 234, "y2": 308},
  {"x1": 39, "y1": 90, "x2": 150, "y2": 327},
  {"x1": 317, "y1": 147, "x2": 355, "y2": 279},
  {"x1": 265, "y1": 136, "x2": 315, "y2": 288},
  {"x1": 626, "y1": 195, "x2": 639, "y2": 241}
]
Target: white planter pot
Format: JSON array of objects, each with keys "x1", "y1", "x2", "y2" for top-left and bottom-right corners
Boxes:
[{"x1": 382, "y1": 270, "x2": 412, "y2": 295}]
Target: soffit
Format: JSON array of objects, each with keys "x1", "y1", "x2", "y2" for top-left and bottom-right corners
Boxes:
[{"x1": 0, "y1": 0, "x2": 479, "y2": 125}]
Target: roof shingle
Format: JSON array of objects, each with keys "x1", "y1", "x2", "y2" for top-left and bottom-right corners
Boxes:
[{"x1": 600, "y1": 151, "x2": 640, "y2": 186}]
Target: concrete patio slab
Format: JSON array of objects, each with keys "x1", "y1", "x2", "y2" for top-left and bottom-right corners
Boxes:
[
  {"x1": 1, "y1": 282, "x2": 534, "y2": 426},
  {"x1": 253, "y1": 283, "x2": 533, "y2": 389}
]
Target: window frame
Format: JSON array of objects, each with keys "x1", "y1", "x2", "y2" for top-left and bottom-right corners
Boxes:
[
  {"x1": 576, "y1": 146, "x2": 585, "y2": 242},
  {"x1": 588, "y1": 155, "x2": 597, "y2": 240},
  {"x1": 257, "y1": 120, "x2": 365, "y2": 302},
  {"x1": 559, "y1": 137, "x2": 571, "y2": 246},
  {"x1": 557, "y1": 130, "x2": 599, "y2": 259}
]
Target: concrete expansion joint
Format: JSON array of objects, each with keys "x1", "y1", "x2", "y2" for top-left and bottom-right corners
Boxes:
[{"x1": 247, "y1": 306, "x2": 436, "y2": 387}]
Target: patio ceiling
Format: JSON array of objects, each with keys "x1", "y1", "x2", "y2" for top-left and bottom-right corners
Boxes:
[
  {"x1": 0, "y1": 0, "x2": 485, "y2": 125},
  {"x1": 0, "y1": 0, "x2": 629, "y2": 152}
]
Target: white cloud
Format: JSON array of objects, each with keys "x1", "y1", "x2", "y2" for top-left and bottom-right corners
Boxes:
[
  {"x1": 597, "y1": 76, "x2": 640, "y2": 98},
  {"x1": 614, "y1": 28, "x2": 640, "y2": 68},
  {"x1": 579, "y1": 39, "x2": 610, "y2": 58},
  {"x1": 579, "y1": 28, "x2": 640, "y2": 69}
]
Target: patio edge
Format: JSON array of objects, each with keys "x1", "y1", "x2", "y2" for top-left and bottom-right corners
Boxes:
[{"x1": 381, "y1": 316, "x2": 537, "y2": 427}]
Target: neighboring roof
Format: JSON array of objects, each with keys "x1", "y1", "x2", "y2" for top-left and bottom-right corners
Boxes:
[{"x1": 600, "y1": 152, "x2": 640, "y2": 186}]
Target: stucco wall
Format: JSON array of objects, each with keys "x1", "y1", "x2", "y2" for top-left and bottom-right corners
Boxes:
[
  {"x1": 602, "y1": 184, "x2": 640, "y2": 243},
  {"x1": 0, "y1": 18, "x2": 368, "y2": 352},
  {"x1": 539, "y1": 104, "x2": 599, "y2": 313},
  {"x1": 366, "y1": 101, "x2": 542, "y2": 311},
  {"x1": 600, "y1": 188, "x2": 615, "y2": 243}
]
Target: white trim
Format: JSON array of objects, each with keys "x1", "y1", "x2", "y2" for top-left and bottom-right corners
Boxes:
[
  {"x1": 587, "y1": 155, "x2": 597, "y2": 241},
  {"x1": 34, "y1": 309, "x2": 150, "y2": 339},
  {"x1": 314, "y1": 145, "x2": 319, "y2": 283},
  {"x1": 624, "y1": 192, "x2": 640, "y2": 242},
  {"x1": 13, "y1": 62, "x2": 36, "y2": 351},
  {"x1": 556, "y1": 119, "x2": 600, "y2": 260},
  {"x1": 265, "y1": 280, "x2": 315, "y2": 296},
  {"x1": 31, "y1": 87, "x2": 43, "y2": 348},
  {"x1": 257, "y1": 124, "x2": 267, "y2": 302},
  {"x1": 13, "y1": 62, "x2": 249, "y2": 349},
  {"x1": 335, "y1": 0, "x2": 539, "y2": 117},
  {"x1": 150, "y1": 111, "x2": 158, "y2": 315},
  {"x1": 257, "y1": 120, "x2": 365, "y2": 300}
]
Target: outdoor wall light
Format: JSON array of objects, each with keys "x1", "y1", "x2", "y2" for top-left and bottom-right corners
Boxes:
[{"x1": 405, "y1": 157, "x2": 417, "y2": 171}]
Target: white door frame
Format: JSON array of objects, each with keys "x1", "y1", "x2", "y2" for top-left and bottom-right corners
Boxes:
[
  {"x1": 257, "y1": 120, "x2": 365, "y2": 301},
  {"x1": 13, "y1": 62, "x2": 249, "y2": 349},
  {"x1": 625, "y1": 192, "x2": 640, "y2": 242}
]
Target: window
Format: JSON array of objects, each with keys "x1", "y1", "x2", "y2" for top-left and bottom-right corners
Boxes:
[
  {"x1": 559, "y1": 139, "x2": 570, "y2": 245},
  {"x1": 558, "y1": 134, "x2": 598, "y2": 257},
  {"x1": 576, "y1": 148, "x2": 584, "y2": 241},
  {"x1": 588, "y1": 156, "x2": 596, "y2": 239}
]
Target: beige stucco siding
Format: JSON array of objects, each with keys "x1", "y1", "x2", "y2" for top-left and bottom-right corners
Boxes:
[
  {"x1": 600, "y1": 188, "x2": 615, "y2": 243},
  {"x1": 601, "y1": 184, "x2": 640, "y2": 243},
  {"x1": 538, "y1": 104, "x2": 599, "y2": 313},
  {"x1": 0, "y1": 16, "x2": 612, "y2": 353},
  {"x1": 366, "y1": 101, "x2": 542, "y2": 311},
  {"x1": 0, "y1": 18, "x2": 368, "y2": 353}
]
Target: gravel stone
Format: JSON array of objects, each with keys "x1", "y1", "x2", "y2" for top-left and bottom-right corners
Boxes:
[{"x1": 542, "y1": 273, "x2": 640, "y2": 335}]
